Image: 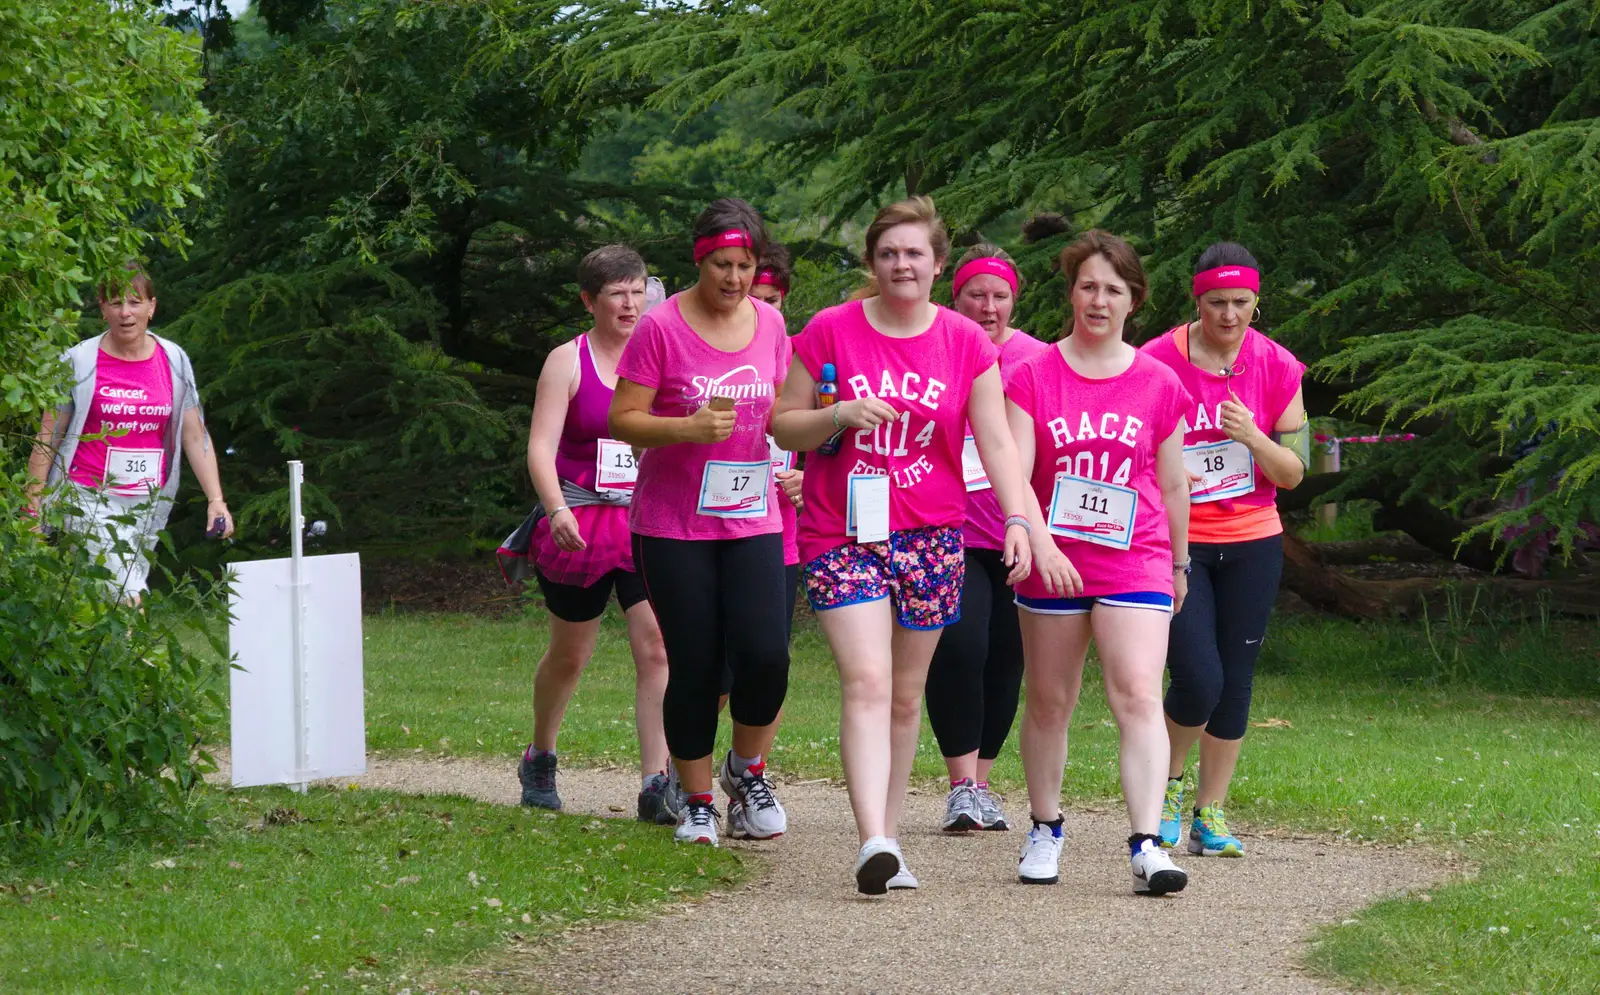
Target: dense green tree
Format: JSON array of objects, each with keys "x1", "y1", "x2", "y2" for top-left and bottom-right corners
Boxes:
[{"x1": 576, "y1": 0, "x2": 1600, "y2": 569}]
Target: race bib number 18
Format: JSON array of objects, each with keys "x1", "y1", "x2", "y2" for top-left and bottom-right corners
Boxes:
[
  {"x1": 1183, "y1": 439, "x2": 1255, "y2": 503},
  {"x1": 696, "y1": 460, "x2": 771, "y2": 519},
  {"x1": 1047, "y1": 473, "x2": 1138, "y2": 551}
]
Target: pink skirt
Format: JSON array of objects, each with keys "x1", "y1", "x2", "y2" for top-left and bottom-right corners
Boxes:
[{"x1": 531, "y1": 503, "x2": 635, "y2": 588}]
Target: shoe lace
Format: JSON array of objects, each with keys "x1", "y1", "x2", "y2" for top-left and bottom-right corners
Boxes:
[
  {"x1": 1160, "y1": 783, "x2": 1183, "y2": 821},
  {"x1": 688, "y1": 801, "x2": 720, "y2": 826},
  {"x1": 740, "y1": 771, "x2": 779, "y2": 812},
  {"x1": 1202, "y1": 805, "x2": 1231, "y2": 836},
  {"x1": 531, "y1": 760, "x2": 556, "y2": 792}
]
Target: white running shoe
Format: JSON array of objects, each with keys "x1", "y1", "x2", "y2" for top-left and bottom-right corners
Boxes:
[
  {"x1": 674, "y1": 800, "x2": 719, "y2": 847},
  {"x1": 975, "y1": 786, "x2": 1010, "y2": 831},
  {"x1": 1018, "y1": 821, "x2": 1063, "y2": 884},
  {"x1": 941, "y1": 780, "x2": 982, "y2": 833},
  {"x1": 719, "y1": 754, "x2": 787, "y2": 840},
  {"x1": 1131, "y1": 840, "x2": 1188, "y2": 895},
  {"x1": 854, "y1": 836, "x2": 900, "y2": 895},
  {"x1": 887, "y1": 844, "x2": 919, "y2": 890}
]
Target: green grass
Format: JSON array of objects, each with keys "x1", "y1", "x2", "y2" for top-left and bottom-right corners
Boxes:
[
  {"x1": 361, "y1": 606, "x2": 1600, "y2": 994},
  {"x1": 0, "y1": 786, "x2": 739, "y2": 994}
]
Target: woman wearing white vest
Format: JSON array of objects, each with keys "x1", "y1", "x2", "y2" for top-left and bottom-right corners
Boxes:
[{"x1": 27, "y1": 266, "x2": 233, "y2": 600}]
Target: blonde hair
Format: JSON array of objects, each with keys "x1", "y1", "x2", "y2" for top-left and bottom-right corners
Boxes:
[{"x1": 851, "y1": 196, "x2": 952, "y2": 300}]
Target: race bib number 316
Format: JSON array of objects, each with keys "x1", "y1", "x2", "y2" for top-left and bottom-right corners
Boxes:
[
  {"x1": 1047, "y1": 473, "x2": 1138, "y2": 551},
  {"x1": 104, "y1": 447, "x2": 163, "y2": 494}
]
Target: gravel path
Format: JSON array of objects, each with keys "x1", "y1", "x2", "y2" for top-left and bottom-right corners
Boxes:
[{"x1": 212, "y1": 752, "x2": 1451, "y2": 994}]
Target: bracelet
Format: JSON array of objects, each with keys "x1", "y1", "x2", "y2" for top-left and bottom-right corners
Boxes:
[
  {"x1": 830, "y1": 405, "x2": 842, "y2": 430},
  {"x1": 550, "y1": 505, "x2": 569, "y2": 517},
  {"x1": 1004, "y1": 515, "x2": 1031, "y2": 535},
  {"x1": 1172, "y1": 558, "x2": 1192, "y2": 576}
]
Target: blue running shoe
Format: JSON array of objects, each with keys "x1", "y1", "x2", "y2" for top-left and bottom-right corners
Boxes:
[
  {"x1": 1158, "y1": 778, "x2": 1184, "y2": 849},
  {"x1": 1188, "y1": 802, "x2": 1244, "y2": 857}
]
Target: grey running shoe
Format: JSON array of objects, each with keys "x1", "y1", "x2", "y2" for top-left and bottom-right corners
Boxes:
[
  {"x1": 975, "y1": 786, "x2": 1010, "y2": 831},
  {"x1": 663, "y1": 761, "x2": 687, "y2": 824},
  {"x1": 941, "y1": 779, "x2": 982, "y2": 833},
  {"x1": 637, "y1": 772, "x2": 672, "y2": 824},
  {"x1": 518, "y1": 749, "x2": 560, "y2": 810},
  {"x1": 718, "y1": 754, "x2": 787, "y2": 839},
  {"x1": 675, "y1": 799, "x2": 720, "y2": 846}
]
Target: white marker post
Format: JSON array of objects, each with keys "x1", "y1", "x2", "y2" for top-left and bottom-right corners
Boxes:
[{"x1": 230, "y1": 462, "x2": 366, "y2": 790}]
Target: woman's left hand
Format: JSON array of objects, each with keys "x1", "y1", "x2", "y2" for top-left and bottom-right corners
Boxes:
[
  {"x1": 1003, "y1": 522, "x2": 1033, "y2": 586},
  {"x1": 777, "y1": 468, "x2": 804, "y2": 510},
  {"x1": 208, "y1": 498, "x2": 235, "y2": 540}
]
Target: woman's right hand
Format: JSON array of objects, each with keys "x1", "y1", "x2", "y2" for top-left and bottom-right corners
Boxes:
[
  {"x1": 550, "y1": 508, "x2": 587, "y2": 552},
  {"x1": 1032, "y1": 539, "x2": 1082, "y2": 598},
  {"x1": 836, "y1": 397, "x2": 898, "y2": 430},
  {"x1": 683, "y1": 403, "x2": 738, "y2": 444}
]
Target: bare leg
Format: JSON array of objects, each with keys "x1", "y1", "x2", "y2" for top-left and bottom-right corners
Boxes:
[
  {"x1": 1196, "y1": 732, "x2": 1245, "y2": 808},
  {"x1": 1092, "y1": 606, "x2": 1172, "y2": 834},
  {"x1": 675, "y1": 754, "x2": 715, "y2": 796},
  {"x1": 945, "y1": 751, "x2": 979, "y2": 783},
  {"x1": 531, "y1": 616, "x2": 603, "y2": 752},
  {"x1": 1166, "y1": 716, "x2": 1205, "y2": 780},
  {"x1": 1017, "y1": 611, "x2": 1091, "y2": 821},
  {"x1": 883, "y1": 625, "x2": 945, "y2": 839},
  {"x1": 817, "y1": 599, "x2": 896, "y2": 843},
  {"x1": 623, "y1": 600, "x2": 670, "y2": 775}
]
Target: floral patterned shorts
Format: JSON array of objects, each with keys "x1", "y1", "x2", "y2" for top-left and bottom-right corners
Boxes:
[{"x1": 802, "y1": 526, "x2": 965, "y2": 630}]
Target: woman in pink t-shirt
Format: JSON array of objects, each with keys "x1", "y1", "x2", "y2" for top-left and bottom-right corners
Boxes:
[
  {"x1": 772, "y1": 197, "x2": 1033, "y2": 895},
  {"x1": 511, "y1": 245, "x2": 672, "y2": 825},
  {"x1": 1141, "y1": 242, "x2": 1307, "y2": 858},
  {"x1": 610, "y1": 199, "x2": 793, "y2": 848},
  {"x1": 923, "y1": 242, "x2": 1050, "y2": 836},
  {"x1": 1006, "y1": 230, "x2": 1192, "y2": 896}
]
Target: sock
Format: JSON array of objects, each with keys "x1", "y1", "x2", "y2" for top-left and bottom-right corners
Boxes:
[
  {"x1": 687, "y1": 792, "x2": 714, "y2": 807},
  {"x1": 1030, "y1": 815, "x2": 1064, "y2": 838},
  {"x1": 730, "y1": 751, "x2": 763, "y2": 776},
  {"x1": 641, "y1": 770, "x2": 665, "y2": 790},
  {"x1": 525, "y1": 744, "x2": 553, "y2": 762},
  {"x1": 1128, "y1": 832, "x2": 1162, "y2": 857},
  {"x1": 1167, "y1": 777, "x2": 1182, "y2": 786},
  {"x1": 1193, "y1": 806, "x2": 1203, "y2": 818},
  {"x1": 976, "y1": 780, "x2": 990, "y2": 791},
  {"x1": 950, "y1": 777, "x2": 974, "y2": 789}
]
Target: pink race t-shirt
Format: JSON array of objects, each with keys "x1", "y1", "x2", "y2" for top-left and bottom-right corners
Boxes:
[
  {"x1": 67, "y1": 348, "x2": 176, "y2": 496},
  {"x1": 1007, "y1": 346, "x2": 1192, "y2": 599},
  {"x1": 793, "y1": 301, "x2": 999, "y2": 565},
  {"x1": 1141, "y1": 325, "x2": 1305, "y2": 543},
  {"x1": 964, "y1": 329, "x2": 1050, "y2": 550},
  {"x1": 616, "y1": 294, "x2": 791, "y2": 541}
]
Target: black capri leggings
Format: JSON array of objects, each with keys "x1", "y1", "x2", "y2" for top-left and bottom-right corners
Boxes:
[
  {"x1": 1163, "y1": 534, "x2": 1283, "y2": 741},
  {"x1": 925, "y1": 547, "x2": 1024, "y2": 761},
  {"x1": 635, "y1": 532, "x2": 790, "y2": 760}
]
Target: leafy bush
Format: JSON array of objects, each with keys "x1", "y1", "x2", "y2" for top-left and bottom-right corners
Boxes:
[{"x1": 0, "y1": 480, "x2": 227, "y2": 844}]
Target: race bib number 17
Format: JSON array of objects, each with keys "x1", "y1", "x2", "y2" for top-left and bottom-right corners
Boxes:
[{"x1": 696, "y1": 460, "x2": 771, "y2": 519}]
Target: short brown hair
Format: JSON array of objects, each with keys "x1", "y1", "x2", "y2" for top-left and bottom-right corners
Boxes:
[
  {"x1": 577, "y1": 244, "x2": 647, "y2": 297},
  {"x1": 97, "y1": 261, "x2": 155, "y2": 302},
  {"x1": 854, "y1": 195, "x2": 951, "y2": 299},
  {"x1": 952, "y1": 242, "x2": 1024, "y2": 294},
  {"x1": 1058, "y1": 230, "x2": 1147, "y2": 314}
]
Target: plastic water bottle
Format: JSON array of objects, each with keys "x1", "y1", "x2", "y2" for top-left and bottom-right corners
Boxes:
[{"x1": 816, "y1": 363, "x2": 844, "y2": 456}]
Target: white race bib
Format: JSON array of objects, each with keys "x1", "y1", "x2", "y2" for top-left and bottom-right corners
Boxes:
[
  {"x1": 962, "y1": 435, "x2": 990, "y2": 492},
  {"x1": 1183, "y1": 439, "x2": 1255, "y2": 504},
  {"x1": 596, "y1": 438, "x2": 638, "y2": 493},
  {"x1": 1047, "y1": 473, "x2": 1138, "y2": 551},
  {"x1": 846, "y1": 473, "x2": 891, "y2": 544},
  {"x1": 104, "y1": 447, "x2": 163, "y2": 495},
  {"x1": 696, "y1": 460, "x2": 771, "y2": 518},
  {"x1": 767, "y1": 434, "x2": 794, "y2": 474}
]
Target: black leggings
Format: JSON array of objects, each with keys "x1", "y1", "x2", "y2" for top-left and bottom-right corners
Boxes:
[
  {"x1": 1164, "y1": 534, "x2": 1283, "y2": 741},
  {"x1": 635, "y1": 533, "x2": 790, "y2": 760},
  {"x1": 720, "y1": 563, "x2": 799, "y2": 696},
  {"x1": 925, "y1": 547, "x2": 1024, "y2": 761}
]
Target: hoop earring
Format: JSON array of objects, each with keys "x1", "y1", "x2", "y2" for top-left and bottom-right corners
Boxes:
[{"x1": 1252, "y1": 305, "x2": 1262, "y2": 324}]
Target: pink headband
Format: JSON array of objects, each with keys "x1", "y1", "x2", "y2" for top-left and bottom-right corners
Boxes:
[
  {"x1": 693, "y1": 229, "x2": 754, "y2": 264},
  {"x1": 1192, "y1": 266, "x2": 1260, "y2": 297},
  {"x1": 752, "y1": 268, "x2": 783, "y2": 289},
  {"x1": 952, "y1": 257, "x2": 1018, "y2": 299}
]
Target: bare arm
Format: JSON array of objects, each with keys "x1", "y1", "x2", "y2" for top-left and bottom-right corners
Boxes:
[
  {"x1": 181, "y1": 406, "x2": 234, "y2": 538},
  {"x1": 609, "y1": 379, "x2": 733, "y2": 447},
  {"x1": 968, "y1": 366, "x2": 1027, "y2": 520},
  {"x1": 1157, "y1": 422, "x2": 1190, "y2": 561},
  {"x1": 528, "y1": 342, "x2": 578, "y2": 513},
  {"x1": 772, "y1": 356, "x2": 898, "y2": 452},
  {"x1": 1009, "y1": 398, "x2": 1081, "y2": 596},
  {"x1": 26, "y1": 411, "x2": 57, "y2": 513}
]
